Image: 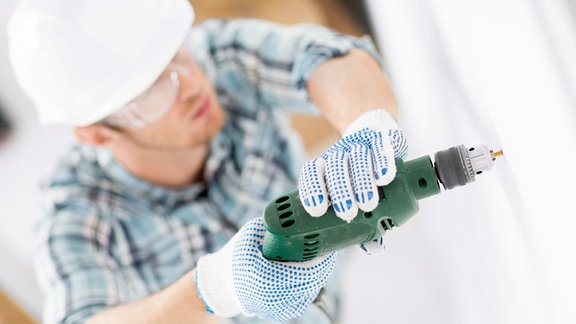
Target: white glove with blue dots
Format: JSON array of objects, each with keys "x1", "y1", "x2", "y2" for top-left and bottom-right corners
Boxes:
[
  {"x1": 299, "y1": 109, "x2": 407, "y2": 222},
  {"x1": 195, "y1": 218, "x2": 336, "y2": 322}
]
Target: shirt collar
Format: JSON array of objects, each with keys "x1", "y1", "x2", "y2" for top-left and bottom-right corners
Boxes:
[{"x1": 80, "y1": 127, "x2": 232, "y2": 208}]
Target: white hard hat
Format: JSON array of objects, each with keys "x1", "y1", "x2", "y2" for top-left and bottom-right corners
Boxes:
[{"x1": 7, "y1": 0, "x2": 195, "y2": 126}]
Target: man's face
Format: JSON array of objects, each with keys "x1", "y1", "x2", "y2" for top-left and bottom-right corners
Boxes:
[{"x1": 114, "y1": 48, "x2": 226, "y2": 150}]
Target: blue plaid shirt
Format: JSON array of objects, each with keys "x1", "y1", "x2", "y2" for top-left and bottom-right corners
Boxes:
[{"x1": 36, "y1": 19, "x2": 382, "y2": 324}]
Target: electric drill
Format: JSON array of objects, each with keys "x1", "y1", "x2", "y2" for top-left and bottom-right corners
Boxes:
[{"x1": 262, "y1": 144, "x2": 503, "y2": 262}]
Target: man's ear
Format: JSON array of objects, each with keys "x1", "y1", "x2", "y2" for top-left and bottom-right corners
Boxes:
[{"x1": 74, "y1": 124, "x2": 119, "y2": 146}]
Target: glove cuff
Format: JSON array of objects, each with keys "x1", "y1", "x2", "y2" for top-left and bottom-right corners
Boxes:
[
  {"x1": 195, "y1": 238, "x2": 243, "y2": 317},
  {"x1": 343, "y1": 109, "x2": 400, "y2": 137}
]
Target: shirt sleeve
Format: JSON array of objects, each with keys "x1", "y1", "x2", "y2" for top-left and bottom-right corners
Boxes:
[
  {"x1": 186, "y1": 18, "x2": 385, "y2": 114},
  {"x1": 35, "y1": 199, "x2": 121, "y2": 324}
]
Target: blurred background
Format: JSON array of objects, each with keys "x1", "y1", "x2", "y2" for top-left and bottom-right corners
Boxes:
[{"x1": 1, "y1": 0, "x2": 576, "y2": 323}]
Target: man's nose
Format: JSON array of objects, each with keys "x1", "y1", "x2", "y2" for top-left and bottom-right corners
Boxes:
[{"x1": 177, "y1": 67, "x2": 202, "y2": 100}]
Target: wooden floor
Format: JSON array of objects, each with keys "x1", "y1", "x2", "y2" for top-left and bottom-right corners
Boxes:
[{"x1": 0, "y1": 290, "x2": 36, "y2": 324}]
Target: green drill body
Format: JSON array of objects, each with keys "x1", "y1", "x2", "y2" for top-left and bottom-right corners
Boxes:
[{"x1": 262, "y1": 156, "x2": 441, "y2": 262}]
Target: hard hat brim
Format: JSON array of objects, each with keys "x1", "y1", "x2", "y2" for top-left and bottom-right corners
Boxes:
[{"x1": 63, "y1": 1, "x2": 195, "y2": 126}]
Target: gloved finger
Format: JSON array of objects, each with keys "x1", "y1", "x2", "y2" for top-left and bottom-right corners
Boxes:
[
  {"x1": 347, "y1": 141, "x2": 378, "y2": 212},
  {"x1": 299, "y1": 158, "x2": 329, "y2": 217},
  {"x1": 324, "y1": 150, "x2": 358, "y2": 222},
  {"x1": 359, "y1": 237, "x2": 385, "y2": 256},
  {"x1": 389, "y1": 128, "x2": 408, "y2": 159},
  {"x1": 244, "y1": 217, "x2": 265, "y2": 231},
  {"x1": 368, "y1": 130, "x2": 397, "y2": 186}
]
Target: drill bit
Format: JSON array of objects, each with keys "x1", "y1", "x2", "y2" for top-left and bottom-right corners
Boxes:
[{"x1": 491, "y1": 150, "x2": 504, "y2": 160}]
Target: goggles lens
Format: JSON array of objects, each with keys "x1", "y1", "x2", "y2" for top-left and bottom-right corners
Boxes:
[{"x1": 103, "y1": 63, "x2": 190, "y2": 128}]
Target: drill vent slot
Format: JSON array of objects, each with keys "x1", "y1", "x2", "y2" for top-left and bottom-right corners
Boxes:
[
  {"x1": 301, "y1": 250, "x2": 320, "y2": 260},
  {"x1": 281, "y1": 219, "x2": 296, "y2": 228},
  {"x1": 275, "y1": 196, "x2": 290, "y2": 204},
  {"x1": 278, "y1": 203, "x2": 291, "y2": 211},
  {"x1": 304, "y1": 241, "x2": 319, "y2": 246},
  {"x1": 279, "y1": 211, "x2": 293, "y2": 219},
  {"x1": 302, "y1": 233, "x2": 321, "y2": 257},
  {"x1": 276, "y1": 197, "x2": 294, "y2": 229}
]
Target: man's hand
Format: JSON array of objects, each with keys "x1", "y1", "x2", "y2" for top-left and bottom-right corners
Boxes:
[
  {"x1": 298, "y1": 109, "x2": 407, "y2": 222},
  {"x1": 195, "y1": 218, "x2": 336, "y2": 322}
]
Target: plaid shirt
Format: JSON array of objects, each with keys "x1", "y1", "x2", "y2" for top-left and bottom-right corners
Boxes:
[{"x1": 36, "y1": 19, "x2": 382, "y2": 324}]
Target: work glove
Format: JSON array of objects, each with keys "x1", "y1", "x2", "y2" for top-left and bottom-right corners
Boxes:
[
  {"x1": 299, "y1": 109, "x2": 407, "y2": 222},
  {"x1": 195, "y1": 218, "x2": 336, "y2": 322}
]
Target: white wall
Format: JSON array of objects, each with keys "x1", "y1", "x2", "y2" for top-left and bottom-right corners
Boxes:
[
  {"x1": 0, "y1": 0, "x2": 74, "y2": 319},
  {"x1": 340, "y1": 0, "x2": 576, "y2": 323}
]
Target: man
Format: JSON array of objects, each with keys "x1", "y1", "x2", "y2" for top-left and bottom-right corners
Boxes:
[{"x1": 7, "y1": 0, "x2": 406, "y2": 323}]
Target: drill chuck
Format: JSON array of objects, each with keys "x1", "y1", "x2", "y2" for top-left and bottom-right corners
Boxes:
[
  {"x1": 434, "y1": 144, "x2": 499, "y2": 190},
  {"x1": 262, "y1": 144, "x2": 501, "y2": 261}
]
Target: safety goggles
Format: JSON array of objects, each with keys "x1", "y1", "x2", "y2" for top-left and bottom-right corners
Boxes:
[{"x1": 102, "y1": 54, "x2": 191, "y2": 128}]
